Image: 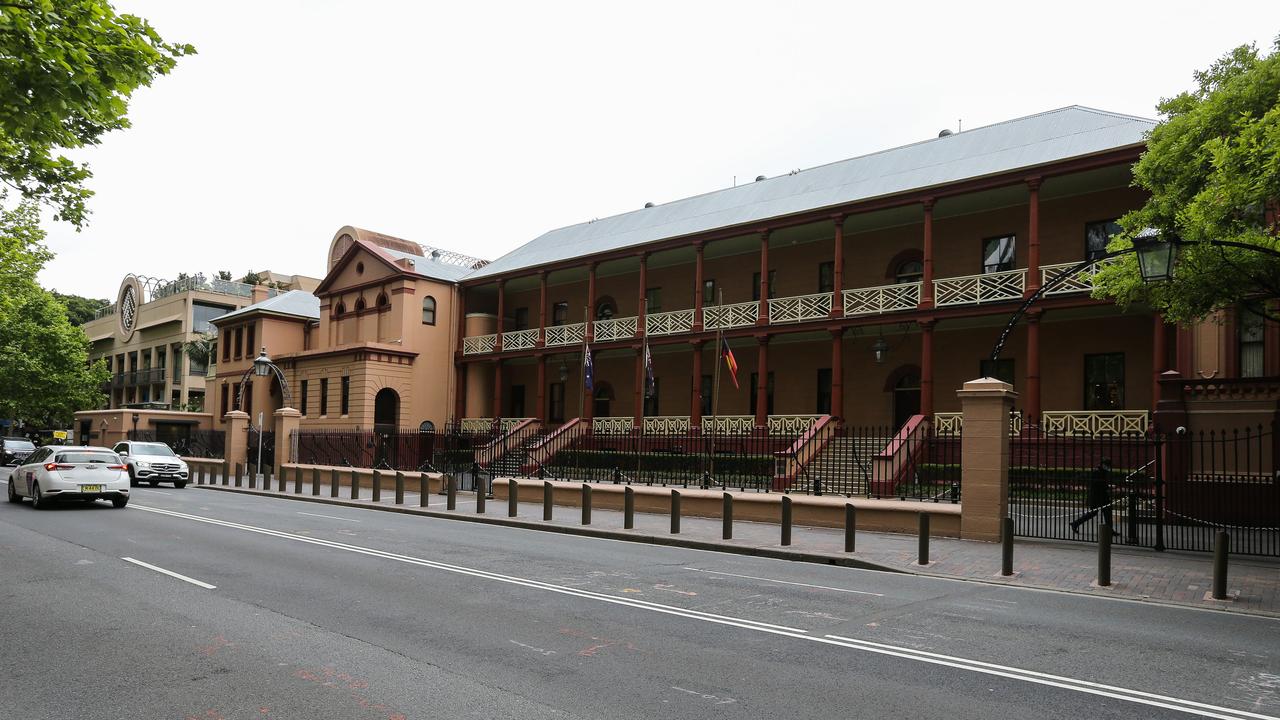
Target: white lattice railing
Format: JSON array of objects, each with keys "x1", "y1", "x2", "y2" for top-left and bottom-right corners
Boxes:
[
  {"x1": 501, "y1": 328, "x2": 538, "y2": 351},
  {"x1": 642, "y1": 416, "x2": 691, "y2": 435},
  {"x1": 592, "y1": 416, "x2": 635, "y2": 434},
  {"x1": 768, "y1": 293, "x2": 832, "y2": 324},
  {"x1": 1041, "y1": 411, "x2": 1148, "y2": 436},
  {"x1": 843, "y1": 281, "x2": 921, "y2": 317},
  {"x1": 545, "y1": 322, "x2": 586, "y2": 347},
  {"x1": 646, "y1": 309, "x2": 695, "y2": 336},
  {"x1": 499, "y1": 417, "x2": 531, "y2": 433},
  {"x1": 703, "y1": 301, "x2": 759, "y2": 330},
  {"x1": 934, "y1": 268, "x2": 1026, "y2": 306},
  {"x1": 702, "y1": 415, "x2": 755, "y2": 434},
  {"x1": 933, "y1": 413, "x2": 963, "y2": 435},
  {"x1": 460, "y1": 417, "x2": 495, "y2": 433},
  {"x1": 462, "y1": 334, "x2": 497, "y2": 355},
  {"x1": 1041, "y1": 257, "x2": 1118, "y2": 296},
  {"x1": 593, "y1": 316, "x2": 638, "y2": 342},
  {"x1": 768, "y1": 414, "x2": 822, "y2": 436}
]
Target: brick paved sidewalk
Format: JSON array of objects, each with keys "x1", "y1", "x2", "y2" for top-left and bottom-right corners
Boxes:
[{"x1": 199, "y1": 480, "x2": 1280, "y2": 617}]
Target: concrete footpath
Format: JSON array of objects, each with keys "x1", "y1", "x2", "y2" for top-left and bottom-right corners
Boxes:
[{"x1": 193, "y1": 480, "x2": 1280, "y2": 618}]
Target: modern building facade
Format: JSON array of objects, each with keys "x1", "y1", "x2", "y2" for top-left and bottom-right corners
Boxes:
[{"x1": 83, "y1": 271, "x2": 320, "y2": 413}]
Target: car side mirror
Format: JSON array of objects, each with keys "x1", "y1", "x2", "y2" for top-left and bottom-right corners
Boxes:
[{"x1": 118, "y1": 451, "x2": 128, "y2": 456}]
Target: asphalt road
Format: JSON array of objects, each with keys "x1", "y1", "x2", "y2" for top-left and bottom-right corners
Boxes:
[{"x1": 1, "y1": 479, "x2": 1277, "y2": 720}]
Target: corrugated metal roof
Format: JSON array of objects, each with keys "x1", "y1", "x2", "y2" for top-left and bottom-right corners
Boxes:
[
  {"x1": 465, "y1": 106, "x2": 1153, "y2": 281},
  {"x1": 214, "y1": 290, "x2": 320, "y2": 323},
  {"x1": 380, "y1": 247, "x2": 473, "y2": 282}
]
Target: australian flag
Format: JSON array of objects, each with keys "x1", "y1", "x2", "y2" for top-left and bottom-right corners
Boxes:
[{"x1": 583, "y1": 345, "x2": 594, "y2": 392}]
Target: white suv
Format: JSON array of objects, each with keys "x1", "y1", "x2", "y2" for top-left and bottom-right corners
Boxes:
[{"x1": 113, "y1": 441, "x2": 190, "y2": 488}]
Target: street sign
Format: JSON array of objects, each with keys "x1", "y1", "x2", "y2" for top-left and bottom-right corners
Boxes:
[{"x1": 52, "y1": 430, "x2": 68, "y2": 440}]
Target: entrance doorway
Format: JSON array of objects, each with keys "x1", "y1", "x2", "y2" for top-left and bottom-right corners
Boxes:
[{"x1": 892, "y1": 373, "x2": 920, "y2": 429}]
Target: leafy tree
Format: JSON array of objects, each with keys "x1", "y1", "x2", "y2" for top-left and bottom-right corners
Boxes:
[
  {"x1": 183, "y1": 331, "x2": 217, "y2": 370},
  {"x1": 51, "y1": 291, "x2": 109, "y2": 326},
  {"x1": 0, "y1": 1, "x2": 193, "y2": 227},
  {"x1": 1094, "y1": 37, "x2": 1280, "y2": 324},
  {"x1": 238, "y1": 271, "x2": 263, "y2": 286},
  {"x1": 0, "y1": 199, "x2": 107, "y2": 424},
  {"x1": 216, "y1": 270, "x2": 232, "y2": 281}
]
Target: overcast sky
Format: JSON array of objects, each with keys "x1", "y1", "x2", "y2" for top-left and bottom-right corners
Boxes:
[{"x1": 37, "y1": 0, "x2": 1276, "y2": 301}]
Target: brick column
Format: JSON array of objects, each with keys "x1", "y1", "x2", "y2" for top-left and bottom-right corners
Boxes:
[
  {"x1": 921, "y1": 198, "x2": 935, "y2": 308},
  {"x1": 1026, "y1": 177, "x2": 1042, "y2": 296},
  {"x1": 691, "y1": 341, "x2": 704, "y2": 426},
  {"x1": 1025, "y1": 310, "x2": 1042, "y2": 427},
  {"x1": 693, "y1": 241, "x2": 705, "y2": 331},
  {"x1": 757, "y1": 231, "x2": 770, "y2": 325},
  {"x1": 755, "y1": 337, "x2": 769, "y2": 428},
  {"x1": 224, "y1": 410, "x2": 249, "y2": 471},
  {"x1": 272, "y1": 407, "x2": 301, "y2": 477},
  {"x1": 637, "y1": 252, "x2": 648, "y2": 337},
  {"x1": 830, "y1": 215, "x2": 845, "y2": 317},
  {"x1": 830, "y1": 329, "x2": 843, "y2": 421},
  {"x1": 920, "y1": 319, "x2": 935, "y2": 419},
  {"x1": 537, "y1": 270, "x2": 547, "y2": 347},
  {"x1": 956, "y1": 378, "x2": 1017, "y2": 541},
  {"x1": 494, "y1": 279, "x2": 506, "y2": 352}
]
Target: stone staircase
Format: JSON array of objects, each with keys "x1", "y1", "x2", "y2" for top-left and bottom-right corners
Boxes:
[
  {"x1": 791, "y1": 435, "x2": 888, "y2": 495},
  {"x1": 488, "y1": 436, "x2": 542, "y2": 477}
]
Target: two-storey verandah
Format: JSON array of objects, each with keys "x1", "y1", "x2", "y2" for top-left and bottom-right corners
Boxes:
[{"x1": 457, "y1": 153, "x2": 1173, "y2": 438}]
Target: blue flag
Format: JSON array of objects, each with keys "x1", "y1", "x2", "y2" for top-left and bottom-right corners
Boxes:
[{"x1": 583, "y1": 345, "x2": 593, "y2": 392}]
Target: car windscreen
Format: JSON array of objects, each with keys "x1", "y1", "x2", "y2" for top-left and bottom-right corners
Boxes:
[
  {"x1": 55, "y1": 452, "x2": 119, "y2": 464},
  {"x1": 131, "y1": 443, "x2": 177, "y2": 456},
  {"x1": 4, "y1": 438, "x2": 35, "y2": 451}
]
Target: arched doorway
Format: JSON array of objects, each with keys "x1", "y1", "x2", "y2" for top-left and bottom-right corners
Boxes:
[
  {"x1": 592, "y1": 382, "x2": 614, "y2": 418},
  {"x1": 892, "y1": 373, "x2": 920, "y2": 430},
  {"x1": 373, "y1": 388, "x2": 400, "y2": 468}
]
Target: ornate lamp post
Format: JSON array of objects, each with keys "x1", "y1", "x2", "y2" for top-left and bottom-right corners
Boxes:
[{"x1": 237, "y1": 347, "x2": 292, "y2": 476}]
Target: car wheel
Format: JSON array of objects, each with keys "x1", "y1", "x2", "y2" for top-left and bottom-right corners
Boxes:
[
  {"x1": 128, "y1": 468, "x2": 137, "y2": 487},
  {"x1": 174, "y1": 481, "x2": 187, "y2": 489},
  {"x1": 111, "y1": 496, "x2": 128, "y2": 509},
  {"x1": 31, "y1": 483, "x2": 45, "y2": 510},
  {"x1": 6, "y1": 480, "x2": 19, "y2": 503}
]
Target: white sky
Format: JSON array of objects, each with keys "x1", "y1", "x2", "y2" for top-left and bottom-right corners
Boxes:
[{"x1": 36, "y1": 0, "x2": 1277, "y2": 301}]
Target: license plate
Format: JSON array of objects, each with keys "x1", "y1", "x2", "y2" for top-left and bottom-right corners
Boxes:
[{"x1": 79, "y1": 485, "x2": 104, "y2": 493}]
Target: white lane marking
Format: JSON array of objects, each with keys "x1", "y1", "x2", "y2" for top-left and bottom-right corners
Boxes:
[
  {"x1": 121, "y1": 557, "x2": 216, "y2": 589},
  {"x1": 134, "y1": 488, "x2": 171, "y2": 494},
  {"x1": 683, "y1": 567, "x2": 884, "y2": 597},
  {"x1": 132, "y1": 505, "x2": 806, "y2": 634},
  {"x1": 131, "y1": 504, "x2": 1273, "y2": 720},
  {"x1": 297, "y1": 511, "x2": 361, "y2": 523}
]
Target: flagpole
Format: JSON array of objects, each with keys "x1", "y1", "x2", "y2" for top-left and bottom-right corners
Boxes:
[{"x1": 709, "y1": 290, "x2": 724, "y2": 487}]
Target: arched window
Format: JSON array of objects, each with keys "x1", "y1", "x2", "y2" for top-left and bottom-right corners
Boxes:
[
  {"x1": 422, "y1": 296, "x2": 437, "y2": 325},
  {"x1": 419, "y1": 420, "x2": 435, "y2": 433},
  {"x1": 375, "y1": 292, "x2": 388, "y2": 308},
  {"x1": 334, "y1": 301, "x2": 347, "y2": 317},
  {"x1": 895, "y1": 260, "x2": 924, "y2": 284},
  {"x1": 595, "y1": 297, "x2": 616, "y2": 320},
  {"x1": 354, "y1": 296, "x2": 366, "y2": 313}
]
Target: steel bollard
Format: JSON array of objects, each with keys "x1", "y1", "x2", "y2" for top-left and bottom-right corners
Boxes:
[
  {"x1": 394, "y1": 471, "x2": 405, "y2": 504},
  {"x1": 1001, "y1": 516, "x2": 1015, "y2": 577},
  {"x1": 350, "y1": 470, "x2": 359, "y2": 499},
  {"x1": 293, "y1": 466, "x2": 302, "y2": 494},
  {"x1": 543, "y1": 481, "x2": 553, "y2": 521},
  {"x1": 446, "y1": 474, "x2": 457, "y2": 510},
  {"x1": 1097, "y1": 519, "x2": 1112, "y2": 587},
  {"x1": 419, "y1": 473, "x2": 429, "y2": 507},
  {"x1": 670, "y1": 490, "x2": 681, "y2": 534},
  {"x1": 722, "y1": 493, "x2": 733, "y2": 540},
  {"x1": 331, "y1": 469, "x2": 339, "y2": 498},
  {"x1": 508, "y1": 479, "x2": 519, "y2": 517},
  {"x1": 234, "y1": 463, "x2": 243, "y2": 487},
  {"x1": 476, "y1": 479, "x2": 486, "y2": 513},
  {"x1": 917, "y1": 512, "x2": 930, "y2": 565},
  {"x1": 581, "y1": 484, "x2": 592, "y2": 525},
  {"x1": 624, "y1": 486, "x2": 635, "y2": 529},
  {"x1": 221, "y1": 462, "x2": 229, "y2": 486},
  {"x1": 264, "y1": 464, "x2": 272, "y2": 489},
  {"x1": 313, "y1": 468, "x2": 321, "y2": 496},
  {"x1": 781, "y1": 495, "x2": 792, "y2": 546},
  {"x1": 372, "y1": 470, "x2": 381, "y2": 502},
  {"x1": 844, "y1": 503, "x2": 856, "y2": 552},
  {"x1": 247, "y1": 464, "x2": 256, "y2": 489},
  {"x1": 1212, "y1": 531, "x2": 1230, "y2": 600}
]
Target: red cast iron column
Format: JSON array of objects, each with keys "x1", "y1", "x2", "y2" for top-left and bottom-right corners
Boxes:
[
  {"x1": 831, "y1": 215, "x2": 845, "y2": 317},
  {"x1": 755, "y1": 336, "x2": 769, "y2": 428},
  {"x1": 920, "y1": 319, "x2": 935, "y2": 419},
  {"x1": 693, "y1": 241, "x2": 705, "y2": 332},
  {"x1": 830, "y1": 329, "x2": 843, "y2": 421},
  {"x1": 757, "y1": 230, "x2": 770, "y2": 325},
  {"x1": 921, "y1": 198, "x2": 935, "y2": 308},
  {"x1": 1026, "y1": 177, "x2": 1042, "y2": 296},
  {"x1": 1025, "y1": 310, "x2": 1042, "y2": 427}
]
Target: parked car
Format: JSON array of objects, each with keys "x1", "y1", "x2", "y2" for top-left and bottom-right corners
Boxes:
[
  {"x1": 112, "y1": 441, "x2": 190, "y2": 488},
  {"x1": 1, "y1": 436, "x2": 36, "y2": 466},
  {"x1": 6, "y1": 446, "x2": 129, "y2": 509}
]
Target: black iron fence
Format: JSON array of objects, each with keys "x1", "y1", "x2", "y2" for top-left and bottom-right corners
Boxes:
[
  {"x1": 127, "y1": 429, "x2": 225, "y2": 459},
  {"x1": 793, "y1": 424, "x2": 962, "y2": 501},
  {"x1": 1010, "y1": 423, "x2": 1279, "y2": 557},
  {"x1": 294, "y1": 424, "x2": 496, "y2": 474}
]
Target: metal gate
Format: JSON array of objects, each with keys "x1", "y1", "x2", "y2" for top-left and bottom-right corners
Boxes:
[
  {"x1": 1011, "y1": 423, "x2": 1280, "y2": 557},
  {"x1": 246, "y1": 428, "x2": 275, "y2": 469}
]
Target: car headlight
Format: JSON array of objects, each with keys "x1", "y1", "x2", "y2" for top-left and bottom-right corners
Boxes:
[{"x1": 137, "y1": 461, "x2": 150, "y2": 468}]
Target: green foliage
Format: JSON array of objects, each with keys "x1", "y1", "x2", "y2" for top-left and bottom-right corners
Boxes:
[
  {"x1": 238, "y1": 271, "x2": 263, "y2": 286},
  {"x1": 182, "y1": 331, "x2": 217, "y2": 368},
  {"x1": 51, "y1": 291, "x2": 109, "y2": 326},
  {"x1": 0, "y1": 0, "x2": 193, "y2": 227},
  {"x1": 216, "y1": 270, "x2": 232, "y2": 281},
  {"x1": 0, "y1": 199, "x2": 107, "y2": 424},
  {"x1": 1093, "y1": 36, "x2": 1280, "y2": 323}
]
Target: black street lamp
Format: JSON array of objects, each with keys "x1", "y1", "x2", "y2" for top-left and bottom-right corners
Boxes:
[
  {"x1": 1131, "y1": 228, "x2": 1179, "y2": 284},
  {"x1": 131, "y1": 412, "x2": 139, "y2": 439},
  {"x1": 237, "y1": 346, "x2": 292, "y2": 409}
]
